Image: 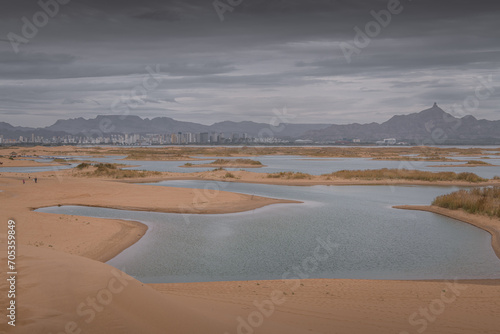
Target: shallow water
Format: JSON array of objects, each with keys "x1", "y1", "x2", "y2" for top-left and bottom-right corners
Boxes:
[
  {"x1": 62, "y1": 154, "x2": 500, "y2": 178},
  {"x1": 0, "y1": 163, "x2": 76, "y2": 173},
  {"x1": 37, "y1": 182, "x2": 500, "y2": 283}
]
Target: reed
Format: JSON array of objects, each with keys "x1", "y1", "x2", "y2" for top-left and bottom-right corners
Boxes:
[
  {"x1": 210, "y1": 159, "x2": 263, "y2": 165},
  {"x1": 83, "y1": 163, "x2": 160, "y2": 179},
  {"x1": 324, "y1": 168, "x2": 487, "y2": 183},
  {"x1": 432, "y1": 187, "x2": 500, "y2": 218},
  {"x1": 267, "y1": 171, "x2": 312, "y2": 179}
]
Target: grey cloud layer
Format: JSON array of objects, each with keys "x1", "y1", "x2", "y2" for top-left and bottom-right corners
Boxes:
[{"x1": 0, "y1": 0, "x2": 499, "y2": 127}]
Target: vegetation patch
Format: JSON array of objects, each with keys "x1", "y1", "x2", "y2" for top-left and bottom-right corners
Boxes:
[
  {"x1": 324, "y1": 168, "x2": 488, "y2": 183},
  {"x1": 267, "y1": 171, "x2": 312, "y2": 179},
  {"x1": 432, "y1": 187, "x2": 500, "y2": 218},
  {"x1": 210, "y1": 159, "x2": 263, "y2": 166},
  {"x1": 76, "y1": 162, "x2": 91, "y2": 169},
  {"x1": 81, "y1": 163, "x2": 161, "y2": 179},
  {"x1": 465, "y1": 160, "x2": 492, "y2": 165}
]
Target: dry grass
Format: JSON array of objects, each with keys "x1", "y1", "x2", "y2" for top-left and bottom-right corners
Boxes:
[
  {"x1": 432, "y1": 187, "x2": 500, "y2": 218},
  {"x1": 76, "y1": 162, "x2": 91, "y2": 169},
  {"x1": 465, "y1": 160, "x2": 492, "y2": 165},
  {"x1": 53, "y1": 146, "x2": 493, "y2": 160},
  {"x1": 324, "y1": 168, "x2": 488, "y2": 183},
  {"x1": 267, "y1": 171, "x2": 312, "y2": 179},
  {"x1": 210, "y1": 159, "x2": 263, "y2": 166},
  {"x1": 373, "y1": 156, "x2": 455, "y2": 162},
  {"x1": 80, "y1": 163, "x2": 161, "y2": 179}
]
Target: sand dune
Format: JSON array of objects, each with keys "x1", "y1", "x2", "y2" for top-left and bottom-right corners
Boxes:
[
  {"x1": 1, "y1": 157, "x2": 500, "y2": 333},
  {"x1": 0, "y1": 242, "x2": 232, "y2": 334}
]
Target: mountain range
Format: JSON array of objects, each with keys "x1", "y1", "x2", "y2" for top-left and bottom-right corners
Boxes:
[
  {"x1": 1, "y1": 104, "x2": 499, "y2": 144},
  {"x1": 303, "y1": 103, "x2": 500, "y2": 144}
]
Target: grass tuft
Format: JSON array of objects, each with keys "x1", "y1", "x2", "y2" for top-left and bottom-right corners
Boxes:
[
  {"x1": 81, "y1": 163, "x2": 160, "y2": 179},
  {"x1": 432, "y1": 187, "x2": 500, "y2": 218},
  {"x1": 267, "y1": 171, "x2": 311, "y2": 179},
  {"x1": 211, "y1": 159, "x2": 263, "y2": 166}
]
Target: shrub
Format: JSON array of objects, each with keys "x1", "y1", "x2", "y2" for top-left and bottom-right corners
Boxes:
[
  {"x1": 465, "y1": 160, "x2": 491, "y2": 165},
  {"x1": 267, "y1": 171, "x2": 311, "y2": 179},
  {"x1": 432, "y1": 187, "x2": 500, "y2": 218},
  {"x1": 211, "y1": 159, "x2": 263, "y2": 166},
  {"x1": 224, "y1": 172, "x2": 235, "y2": 178},
  {"x1": 456, "y1": 172, "x2": 487, "y2": 183},
  {"x1": 80, "y1": 163, "x2": 160, "y2": 179},
  {"x1": 76, "y1": 162, "x2": 90, "y2": 169}
]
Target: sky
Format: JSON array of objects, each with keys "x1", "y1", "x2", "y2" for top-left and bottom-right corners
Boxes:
[{"x1": 0, "y1": 0, "x2": 499, "y2": 127}]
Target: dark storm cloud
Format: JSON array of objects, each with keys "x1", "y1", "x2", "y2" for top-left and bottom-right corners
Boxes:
[{"x1": 0, "y1": 0, "x2": 499, "y2": 126}]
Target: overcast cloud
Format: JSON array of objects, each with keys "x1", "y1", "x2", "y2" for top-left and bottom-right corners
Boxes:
[{"x1": 0, "y1": 0, "x2": 499, "y2": 127}]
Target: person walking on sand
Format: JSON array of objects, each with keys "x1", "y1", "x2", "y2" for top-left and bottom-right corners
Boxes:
[
  {"x1": 34, "y1": 177, "x2": 37, "y2": 183},
  {"x1": 23, "y1": 179, "x2": 25, "y2": 184}
]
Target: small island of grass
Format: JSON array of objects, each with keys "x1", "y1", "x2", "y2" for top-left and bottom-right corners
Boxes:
[
  {"x1": 76, "y1": 163, "x2": 161, "y2": 179},
  {"x1": 430, "y1": 159, "x2": 495, "y2": 167},
  {"x1": 323, "y1": 168, "x2": 488, "y2": 183},
  {"x1": 181, "y1": 159, "x2": 265, "y2": 168},
  {"x1": 267, "y1": 171, "x2": 312, "y2": 179},
  {"x1": 432, "y1": 187, "x2": 500, "y2": 218}
]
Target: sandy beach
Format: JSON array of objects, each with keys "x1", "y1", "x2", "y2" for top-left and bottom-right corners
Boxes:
[
  {"x1": 2, "y1": 0, "x2": 500, "y2": 330},
  {"x1": 1, "y1": 149, "x2": 499, "y2": 333}
]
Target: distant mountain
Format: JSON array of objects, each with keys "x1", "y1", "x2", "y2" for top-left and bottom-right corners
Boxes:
[
  {"x1": 303, "y1": 103, "x2": 500, "y2": 144},
  {"x1": 0, "y1": 121, "x2": 68, "y2": 140},
  {"x1": 1, "y1": 104, "x2": 499, "y2": 144},
  {"x1": 46, "y1": 115, "x2": 210, "y2": 136},
  {"x1": 44, "y1": 115, "x2": 329, "y2": 138},
  {"x1": 0, "y1": 121, "x2": 36, "y2": 132}
]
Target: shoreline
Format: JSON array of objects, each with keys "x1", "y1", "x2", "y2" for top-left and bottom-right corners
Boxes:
[
  {"x1": 2, "y1": 147, "x2": 500, "y2": 332},
  {"x1": 394, "y1": 205, "x2": 500, "y2": 259},
  {"x1": 33, "y1": 196, "x2": 301, "y2": 215},
  {"x1": 81, "y1": 218, "x2": 148, "y2": 262},
  {"x1": 180, "y1": 164, "x2": 265, "y2": 168},
  {"x1": 0, "y1": 173, "x2": 301, "y2": 260},
  {"x1": 120, "y1": 173, "x2": 500, "y2": 187}
]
